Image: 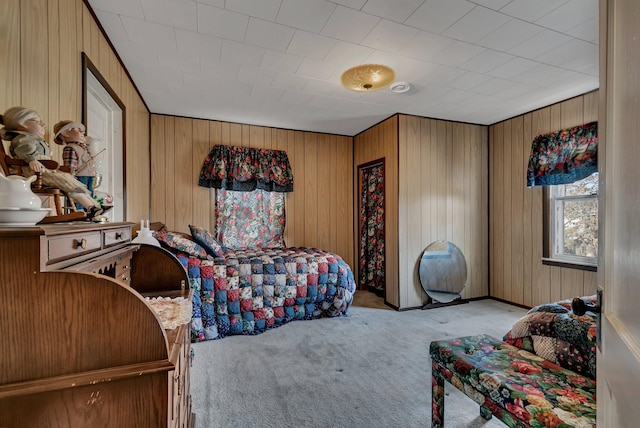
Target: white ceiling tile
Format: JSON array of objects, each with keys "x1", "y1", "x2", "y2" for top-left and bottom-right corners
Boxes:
[
  {"x1": 510, "y1": 63, "x2": 564, "y2": 85},
  {"x1": 320, "y1": 5, "x2": 380, "y2": 44},
  {"x1": 175, "y1": 29, "x2": 222, "y2": 61},
  {"x1": 485, "y1": 57, "x2": 539, "y2": 79},
  {"x1": 507, "y1": 29, "x2": 572, "y2": 59},
  {"x1": 111, "y1": 41, "x2": 159, "y2": 67},
  {"x1": 296, "y1": 58, "x2": 340, "y2": 80},
  {"x1": 139, "y1": 0, "x2": 196, "y2": 31},
  {"x1": 302, "y1": 79, "x2": 341, "y2": 96},
  {"x1": 193, "y1": 0, "x2": 224, "y2": 8},
  {"x1": 364, "y1": 50, "x2": 434, "y2": 81},
  {"x1": 360, "y1": 19, "x2": 420, "y2": 52},
  {"x1": 535, "y1": 39, "x2": 598, "y2": 73},
  {"x1": 326, "y1": 0, "x2": 367, "y2": 10},
  {"x1": 429, "y1": 40, "x2": 485, "y2": 67},
  {"x1": 196, "y1": 4, "x2": 249, "y2": 42},
  {"x1": 471, "y1": 0, "x2": 512, "y2": 10},
  {"x1": 260, "y1": 50, "x2": 305, "y2": 74},
  {"x1": 535, "y1": 0, "x2": 598, "y2": 32},
  {"x1": 93, "y1": 11, "x2": 130, "y2": 43},
  {"x1": 400, "y1": 31, "x2": 454, "y2": 61},
  {"x1": 281, "y1": 90, "x2": 314, "y2": 105},
  {"x1": 221, "y1": 40, "x2": 265, "y2": 66},
  {"x1": 120, "y1": 16, "x2": 177, "y2": 53},
  {"x1": 271, "y1": 73, "x2": 309, "y2": 91},
  {"x1": 459, "y1": 49, "x2": 514, "y2": 73},
  {"x1": 225, "y1": 0, "x2": 282, "y2": 21},
  {"x1": 276, "y1": 0, "x2": 336, "y2": 33},
  {"x1": 324, "y1": 41, "x2": 375, "y2": 66},
  {"x1": 244, "y1": 18, "x2": 296, "y2": 52},
  {"x1": 157, "y1": 50, "x2": 200, "y2": 74},
  {"x1": 361, "y1": 0, "x2": 424, "y2": 23},
  {"x1": 430, "y1": 87, "x2": 475, "y2": 104},
  {"x1": 566, "y1": 17, "x2": 599, "y2": 44},
  {"x1": 287, "y1": 31, "x2": 338, "y2": 60},
  {"x1": 200, "y1": 59, "x2": 241, "y2": 81},
  {"x1": 471, "y1": 77, "x2": 523, "y2": 96},
  {"x1": 500, "y1": 0, "x2": 571, "y2": 22},
  {"x1": 447, "y1": 71, "x2": 493, "y2": 91},
  {"x1": 250, "y1": 85, "x2": 286, "y2": 104},
  {"x1": 88, "y1": 0, "x2": 144, "y2": 18},
  {"x1": 477, "y1": 19, "x2": 544, "y2": 51},
  {"x1": 404, "y1": 0, "x2": 475, "y2": 34},
  {"x1": 416, "y1": 63, "x2": 467, "y2": 85},
  {"x1": 443, "y1": 6, "x2": 511, "y2": 43},
  {"x1": 237, "y1": 64, "x2": 277, "y2": 86}
]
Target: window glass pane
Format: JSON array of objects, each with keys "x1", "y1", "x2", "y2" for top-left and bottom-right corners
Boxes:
[
  {"x1": 562, "y1": 198, "x2": 598, "y2": 258},
  {"x1": 565, "y1": 172, "x2": 598, "y2": 196}
]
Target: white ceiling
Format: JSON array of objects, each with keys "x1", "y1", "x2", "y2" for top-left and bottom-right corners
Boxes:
[{"x1": 87, "y1": 0, "x2": 599, "y2": 136}]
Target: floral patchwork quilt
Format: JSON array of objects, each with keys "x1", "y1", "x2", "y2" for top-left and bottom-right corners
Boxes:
[
  {"x1": 503, "y1": 296, "x2": 597, "y2": 380},
  {"x1": 170, "y1": 246, "x2": 356, "y2": 341}
]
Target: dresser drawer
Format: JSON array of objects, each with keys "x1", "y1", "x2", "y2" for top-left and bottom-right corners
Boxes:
[
  {"x1": 47, "y1": 231, "x2": 102, "y2": 263},
  {"x1": 103, "y1": 227, "x2": 131, "y2": 248}
]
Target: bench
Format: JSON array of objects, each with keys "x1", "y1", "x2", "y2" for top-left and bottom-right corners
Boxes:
[{"x1": 429, "y1": 334, "x2": 596, "y2": 428}]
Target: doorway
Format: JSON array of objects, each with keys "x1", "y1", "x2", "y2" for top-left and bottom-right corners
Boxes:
[{"x1": 358, "y1": 159, "x2": 385, "y2": 296}]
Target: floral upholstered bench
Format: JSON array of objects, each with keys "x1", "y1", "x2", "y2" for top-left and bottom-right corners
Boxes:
[{"x1": 429, "y1": 334, "x2": 596, "y2": 428}]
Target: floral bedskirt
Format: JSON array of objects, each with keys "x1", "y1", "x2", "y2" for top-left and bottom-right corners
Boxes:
[{"x1": 430, "y1": 334, "x2": 596, "y2": 428}]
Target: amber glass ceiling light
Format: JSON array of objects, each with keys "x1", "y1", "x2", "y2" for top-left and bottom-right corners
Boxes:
[{"x1": 341, "y1": 64, "x2": 395, "y2": 91}]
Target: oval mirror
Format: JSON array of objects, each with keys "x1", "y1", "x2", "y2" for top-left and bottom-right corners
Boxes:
[{"x1": 419, "y1": 241, "x2": 467, "y2": 304}]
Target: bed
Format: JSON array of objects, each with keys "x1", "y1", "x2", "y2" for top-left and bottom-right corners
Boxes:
[{"x1": 149, "y1": 224, "x2": 356, "y2": 342}]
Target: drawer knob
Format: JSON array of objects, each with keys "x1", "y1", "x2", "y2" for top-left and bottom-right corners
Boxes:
[
  {"x1": 74, "y1": 238, "x2": 88, "y2": 249},
  {"x1": 115, "y1": 232, "x2": 123, "y2": 240}
]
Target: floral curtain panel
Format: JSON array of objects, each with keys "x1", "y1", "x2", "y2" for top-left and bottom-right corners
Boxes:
[
  {"x1": 526, "y1": 121, "x2": 598, "y2": 187},
  {"x1": 215, "y1": 189, "x2": 285, "y2": 249},
  {"x1": 199, "y1": 144, "x2": 294, "y2": 192},
  {"x1": 359, "y1": 163, "x2": 385, "y2": 294}
]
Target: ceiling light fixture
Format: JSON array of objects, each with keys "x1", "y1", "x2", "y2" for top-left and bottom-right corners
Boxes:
[
  {"x1": 390, "y1": 81, "x2": 411, "y2": 94},
  {"x1": 341, "y1": 64, "x2": 395, "y2": 92}
]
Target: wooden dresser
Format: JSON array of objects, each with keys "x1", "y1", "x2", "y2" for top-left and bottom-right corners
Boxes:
[{"x1": 0, "y1": 222, "x2": 195, "y2": 428}]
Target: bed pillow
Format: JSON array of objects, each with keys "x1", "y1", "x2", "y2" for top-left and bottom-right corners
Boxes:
[
  {"x1": 189, "y1": 224, "x2": 225, "y2": 258},
  {"x1": 153, "y1": 230, "x2": 212, "y2": 260}
]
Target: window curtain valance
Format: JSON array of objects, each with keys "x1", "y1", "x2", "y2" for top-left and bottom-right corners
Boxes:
[
  {"x1": 526, "y1": 121, "x2": 598, "y2": 187},
  {"x1": 198, "y1": 144, "x2": 294, "y2": 192}
]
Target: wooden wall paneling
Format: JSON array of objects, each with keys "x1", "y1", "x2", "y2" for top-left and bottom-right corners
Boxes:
[
  {"x1": 530, "y1": 107, "x2": 551, "y2": 306},
  {"x1": 491, "y1": 123, "x2": 504, "y2": 300},
  {"x1": 584, "y1": 91, "x2": 598, "y2": 122},
  {"x1": 173, "y1": 118, "x2": 192, "y2": 232},
  {"x1": 522, "y1": 113, "x2": 533, "y2": 306},
  {"x1": 303, "y1": 133, "x2": 318, "y2": 246},
  {"x1": 150, "y1": 116, "x2": 166, "y2": 222},
  {"x1": 316, "y1": 135, "x2": 331, "y2": 251},
  {"x1": 58, "y1": 0, "x2": 80, "y2": 122},
  {"x1": 480, "y1": 126, "x2": 489, "y2": 297},
  {"x1": 327, "y1": 135, "x2": 337, "y2": 252},
  {"x1": 396, "y1": 116, "x2": 409, "y2": 307},
  {"x1": 191, "y1": 120, "x2": 210, "y2": 229},
  {"x1": 561, "y1": 96, "x2": 584, "y2": 127},
  {"x1": 163, "y1": 117, "x2": 176, "y2": 228},
  {"x1": 284, "y1": 130, "x2": 296, "y2": 246},
  {"x1": 420, "y1": 118, "x2": 432, "y2": 300},
  {"x1": 386, "y1": 116, "x2": 400, "y2": 308},
  {"x1": 583, "y1": 270, "x2": 597, "y2": 296},
  {"x1": 549, "y1": 266, "x2": 563, "y2": 303},
  {"x1": 21, "y1": 0, "x2": 49, "y2": 118},
  {"x1": 0, "y1": 0, "x2": 21, "y2": 107},
  {"x1": 502, "y1": 120, "x2": 513, "y2": 302},
  {"x1": 48, "y1": 0, "x2": 60, "y2": 148},
  {"x1": 336, "y1": 135, "x2": 353, "y2": 267},
  {"x1": 511, "y1": 116, "x2": 525, "y2": 304},
  {"x1": 452, "y1": 124, "x2": 465, "y2": 274},
  {"x1": 410, "y1": 116, "x2": 425, "y2": 307},
  {"x1": 293, "y1": 131, "x2": 306, "y2": 246}
]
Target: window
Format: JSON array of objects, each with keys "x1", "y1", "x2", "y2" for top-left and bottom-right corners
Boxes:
[{"x1": 544, "y1": 172, "x2": 598, "y2": 269}]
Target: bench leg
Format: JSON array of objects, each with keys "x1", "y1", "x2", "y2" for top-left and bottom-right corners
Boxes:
[
  {"x1": 479, "y1": 404, "x2": 493, "y2": 420},
  {"x1": 431, "y1": 367, "x2": 445, "y2": 428}
]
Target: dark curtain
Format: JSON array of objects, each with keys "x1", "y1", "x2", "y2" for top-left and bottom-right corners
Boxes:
[
  {"x1": 359, "y1": 163, "x2": 385, "y2": 294},
  {"x1": 199, "y1": 144, "x2": 294, "y2": 192},
  {"x1": 527, "y1": 121, "x2": 598, "y2": 187}
]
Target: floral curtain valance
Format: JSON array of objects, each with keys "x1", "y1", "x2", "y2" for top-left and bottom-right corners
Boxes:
[
  {"x1": 526, "y1": 121, "x2": 598, "y2": 187},
  {"x1": 198, "y1": 144, "x2": 294, "y2": 192}
]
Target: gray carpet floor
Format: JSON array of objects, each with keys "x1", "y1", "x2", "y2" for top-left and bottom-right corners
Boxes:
[{"x1": 190, "y1": 294, "x2": 528, "y2": 428}]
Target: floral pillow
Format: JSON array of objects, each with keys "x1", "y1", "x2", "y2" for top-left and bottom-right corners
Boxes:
[
  {"x1": 153, "y1": 230, "x2": 212, "y2": 260},
  {"x1": 189, "y1": 224, "x2": 225, "y2": 258}
]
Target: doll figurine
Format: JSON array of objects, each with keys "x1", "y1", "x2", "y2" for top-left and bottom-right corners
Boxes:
[
  {"x1": 53, "y1": 120, "x2": 98, "y2": 210},
  {"x1": 0, "y1": 106, "x2": 109, "y2": 218}
]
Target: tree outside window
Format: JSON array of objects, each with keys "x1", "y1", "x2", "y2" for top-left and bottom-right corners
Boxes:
[{"x1": 545, "y1": 172, "x2": 598, "y2": 268}]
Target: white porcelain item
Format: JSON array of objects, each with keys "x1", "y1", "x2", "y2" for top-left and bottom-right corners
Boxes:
[
  {"x1": 0, "y1": 174, "x2": 43, "y2": 209},
  {"x1": 0, "y1": 207, "x2": 51, "y2": 226}
]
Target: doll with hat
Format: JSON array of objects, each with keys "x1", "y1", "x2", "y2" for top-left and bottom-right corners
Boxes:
[{"x1": 53, "y1": 120, "x2": 98, "y2": 210}]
